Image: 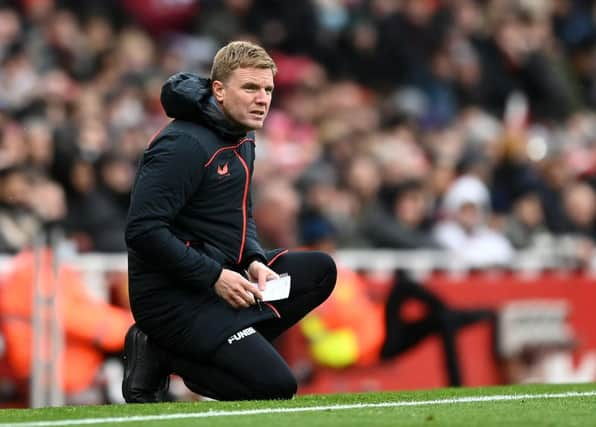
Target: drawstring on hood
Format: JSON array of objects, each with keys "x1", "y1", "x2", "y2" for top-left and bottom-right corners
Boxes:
[{"x1": 160, "y1": 72, "x2": 248, "y2": 140}]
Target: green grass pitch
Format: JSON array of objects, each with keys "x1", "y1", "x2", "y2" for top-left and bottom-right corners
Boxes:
[{"x1": 1, "y1": 383, "x2": 595, "y2": 427}]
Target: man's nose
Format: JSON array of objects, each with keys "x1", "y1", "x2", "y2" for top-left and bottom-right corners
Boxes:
[{"x1": 254, "y1": 89, "x2": 269, "y2": 104}]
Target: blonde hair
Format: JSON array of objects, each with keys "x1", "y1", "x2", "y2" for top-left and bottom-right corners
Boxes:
[{"x1": 210, "y1": 41, "x2": 277, "y2": 83}]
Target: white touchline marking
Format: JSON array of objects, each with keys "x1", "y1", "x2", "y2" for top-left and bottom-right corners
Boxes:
[{"x1": 2, "y1": 391, "x2": 596, "y2": 427}]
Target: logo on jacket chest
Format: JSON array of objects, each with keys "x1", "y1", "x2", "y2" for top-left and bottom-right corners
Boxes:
[{"x1": 217, "y1": 162, "x2": 230, "y2": 177}]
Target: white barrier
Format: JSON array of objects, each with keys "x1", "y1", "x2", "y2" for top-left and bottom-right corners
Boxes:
[{"x1": 0, "y1": 241, "x2": 594, "y2": 277}]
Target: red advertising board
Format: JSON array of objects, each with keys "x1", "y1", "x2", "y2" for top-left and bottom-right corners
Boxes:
[{"x1": 294, "y1": 272, "x2": 596, "y2": 394}]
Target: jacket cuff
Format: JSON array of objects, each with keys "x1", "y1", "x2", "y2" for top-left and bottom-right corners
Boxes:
[
  {"x1": 206, "y1": 263, "x2": 224, "y2": 288},
  {"x1": 242, "y1": 253, "x2": 267, "y2": 270}
]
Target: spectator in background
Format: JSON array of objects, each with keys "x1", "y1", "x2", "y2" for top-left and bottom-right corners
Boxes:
[
  {"x1": 24, "y1": 118, "x2": 54, "y2": 172},
  {"x1": 26, "y1": 172, "x2": 66, "y2": 228},
  {"x1": 0, "y1": 43, "x2": 37, "y2": 113},
  {"x1": 566, "y1": 34, "x2": 596, "y2": 109},
  {"x1": 562, "y1": 180, "x2": 596, "y2": 240},
  {"x1": 559, "y1": 180, "x2": 596, "y2": 265},
  {"x1": 537, "y1": 151, "x2": 573, "y2": 234},
  {"x1": 0, "y1": 121, "x2": 28, "y2": 170},
  {"x1": 64, "y1": 152, "x2": 132, "y2": 252},
  {"x1": 360, "y1": 179, "x2": 439, "y2": 249},
  {"x1": 298, "y1": 162, "x2": 359, "y2": 247},
  {"x1": 340, "y1": 155, "x2": 383, "y2": 247},
  {"x1": 478, "y1": 4, "x2": 577, "y2": 121},
  {"x1": 504, "y1": 185, "x2": 552, "y2": 250},
  {"x1": 63, "y1": 157, "x2": 98, "y2": 252},
  {"x1": 344, "y1": 155, "x2": 382, "y2": 209},
  {"x1": 122, "y1": 0, "x2": 198, "y2": 35},
  {"x1": 0, "y1": 166, "x2": 66, "y2": 253},
  {"x1": 0, "y1": 6, "x2": 21, "y2": 60},
  {"x1": 0, "y1": 249, "x2": 133, "y2": 404},
  {"x1": 195, "y1": 0, "x2": 254, "y2": 47},
  {"x1": 0, "y1": 166, "x2": 40, "y2": 253},
  {"x1": 91, "y1": 152, "x2": 133, "y2": 252},
  {"x1": 252, "y1": 179, "x2": 300, "y2": 249},
  {"x1": 434, "y1": 174, "x2": 514, "y2": 267}
]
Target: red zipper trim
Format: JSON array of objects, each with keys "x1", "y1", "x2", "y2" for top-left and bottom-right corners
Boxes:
[
  {"x1": 234, "y1": 149, "x2": 250, "y2": 264},
  {"x1": 204, "y1": 137, "x2": 251, "y2": 168},
  {"x1": 267, "y1": 249, "x2": 289, "y2": 267},
  {"x1": 264, "y1": 302, "x2": 281, "y2": 318}
]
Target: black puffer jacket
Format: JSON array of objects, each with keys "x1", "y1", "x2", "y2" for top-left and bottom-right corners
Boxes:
[
  {"x1": 125, "y1": 73, "x2": 279, "y2": 356},
  {"x1": 126, "y1": 72, "x2": 267, "y2": 289}
]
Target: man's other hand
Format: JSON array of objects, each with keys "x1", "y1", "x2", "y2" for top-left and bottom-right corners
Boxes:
[
  {"x1": 247, "y1": 261, "x2": 279, "y2": 291},
  {"x1": 214, "y1": 269, "x2": 263, "y2": 309}
]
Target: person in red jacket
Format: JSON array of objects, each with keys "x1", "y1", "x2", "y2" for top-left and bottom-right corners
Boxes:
[{"x1": 0, "y1": 249, "x2": 132, "y2": 399}]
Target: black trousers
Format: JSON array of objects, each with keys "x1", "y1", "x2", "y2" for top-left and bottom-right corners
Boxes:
[{"x1": 153, "y1": 251, "x2": 336, "y2": 400}]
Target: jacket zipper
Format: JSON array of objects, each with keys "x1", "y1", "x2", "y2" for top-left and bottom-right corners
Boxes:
[
  {"x1": 234, "y1": 149, "x2": 250, "y2": 265},
  {"x1": 232, "y1": 144, "x2": 282, "y2": 319}
]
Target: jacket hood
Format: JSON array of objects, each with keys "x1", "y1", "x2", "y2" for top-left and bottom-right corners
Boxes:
[{"x1": 160, "y1": 72, "x2": 248, "y2": 140}]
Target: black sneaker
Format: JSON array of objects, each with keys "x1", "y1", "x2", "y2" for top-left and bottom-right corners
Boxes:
[{"x1": 122, "y1": 324, "x2": 170, "y2": 403}]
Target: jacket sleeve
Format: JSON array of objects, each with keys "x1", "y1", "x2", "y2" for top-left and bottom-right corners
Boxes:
[{"x1": 125, "y1": 132, "x2": 222, "y2": 289}]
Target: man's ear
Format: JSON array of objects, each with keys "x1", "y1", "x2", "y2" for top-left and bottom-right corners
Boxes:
[{"x1": 212, "y1": 80, "x2": 225, "y2": 103}]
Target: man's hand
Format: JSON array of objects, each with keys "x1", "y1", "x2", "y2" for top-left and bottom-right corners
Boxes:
[
  {"x1": 247, "y1": 260, "x2": 279, "y2": 291},
  {"x1": 214, "y1": 269, "x2": 263, "y2": 309}
]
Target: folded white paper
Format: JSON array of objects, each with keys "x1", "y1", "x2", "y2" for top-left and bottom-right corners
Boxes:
[{"x1": 259, "y1": 274, "x2": 291, "y2": 302}]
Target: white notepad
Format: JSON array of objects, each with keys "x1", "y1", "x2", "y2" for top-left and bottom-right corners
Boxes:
[{"x1": 259, "y1": 274, "x2": 291, "y2": 302}]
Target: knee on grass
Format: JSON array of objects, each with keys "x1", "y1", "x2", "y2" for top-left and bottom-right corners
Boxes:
[{"x1": 254, "y1": 371, "x2": 297, "y2": 400}]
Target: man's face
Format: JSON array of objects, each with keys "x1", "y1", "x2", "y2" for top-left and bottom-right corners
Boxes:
[
  {"x1": 212, "y1": 67, "x2": 274, "y2": 130},
  {"x1": 395, "y1": 189, "x2": 426, "y2": 228}
]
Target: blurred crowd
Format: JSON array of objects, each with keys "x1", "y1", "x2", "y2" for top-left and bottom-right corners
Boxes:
[
  {"x1": 1, "y1": 0, "x2": 596, "y2": 269},
  {"x1": 2, "y1": 0, "x2": 596, "y2": 405}
]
